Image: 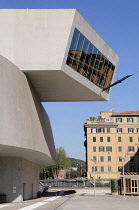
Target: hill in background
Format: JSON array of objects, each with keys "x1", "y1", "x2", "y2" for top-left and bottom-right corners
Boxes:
[{"x1": 70, "y1": 158, "x2": 86, "y2": 168}]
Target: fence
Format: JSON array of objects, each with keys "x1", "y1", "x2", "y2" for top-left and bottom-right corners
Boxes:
[{"x1": 40, "y1": 178, "x2": 111, "y2": 189}]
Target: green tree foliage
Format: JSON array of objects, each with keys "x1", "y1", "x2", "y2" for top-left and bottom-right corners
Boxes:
[
  {"x1": 40, "y1": 147, "x2": 71, "y2": 179},
  {"x1": 56, "y1": 147, "x2": 71, "y2": 170}
]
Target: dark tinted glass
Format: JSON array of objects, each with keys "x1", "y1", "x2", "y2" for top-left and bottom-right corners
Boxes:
[
  {"x1": 66, "y1": 28, "x2": 115, "y2": 92},
  {"x1": 85, "y1": 43, "x2": 93, "y2": 65},
  {"x1": 76, "y1": 33, "x2": 85, "y2": 52},
  {"x1": 80, "y1": 39, "x2": 90, "y2": 62},
  {"x1": 69, "y1": 28, "x2": 80, "y2": 51}
]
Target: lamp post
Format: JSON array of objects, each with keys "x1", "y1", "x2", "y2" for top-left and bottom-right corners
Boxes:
[
  {"x1": 81, "y1": 164, "x2": 82, "y2": 177},
  {"x1": 91, "y1": 159, "x2": 96, "y2": 197},
  {"x1": 120, "y1": 156, "x2": 126, "y2": 198},
  {"x1": 108, "y1": 151, "x2": 111, "y2": 181}
]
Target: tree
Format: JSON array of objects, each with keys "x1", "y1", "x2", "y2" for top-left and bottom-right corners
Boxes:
[
  {"x1": 40, "y1": 147, "x2": 71, "y2": 179},
  {"x1": 56, "y1": 147, "x2": 71, "y2": 170}
]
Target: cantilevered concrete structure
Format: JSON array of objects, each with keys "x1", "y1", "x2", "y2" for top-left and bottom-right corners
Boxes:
[{"x1": 0, "y1": 9, "x2": 119, "y2": 202}]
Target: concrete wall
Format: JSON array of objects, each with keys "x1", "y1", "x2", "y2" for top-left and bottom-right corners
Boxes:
[
  {"x1": 0, "y1": 157, "x2": 40, "y2": 202},
  {"x1": 0, "y1": 55, "x2": 56, "y2": 202},
  {"x1": 0, "y1": 9, "x2": 119, "y2": 102},
  {"x1": 0, "y1": 9, "x2": 75, "y2": 71},
  {"x1": 0, "y1": 9, "x2": 118, "y2": 71},
  {"x1": 0, "y1": 54, "x2": 56, "y2": 165}
]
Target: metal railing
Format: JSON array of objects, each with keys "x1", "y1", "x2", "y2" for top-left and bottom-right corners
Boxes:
[{"x1": 40, "y1": 178, "x2": 111, "y2": 189}]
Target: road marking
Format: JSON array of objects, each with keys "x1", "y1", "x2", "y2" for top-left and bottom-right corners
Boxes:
[
  {"x1": 18, "y1": 202, "x2": 48, "y2": 210},
  {"x1": 18, "y1": 196, "x2": 62, "y2": 209},
  {"x1": 0, "y1": 204, "x2": 12, "y2": 208}
]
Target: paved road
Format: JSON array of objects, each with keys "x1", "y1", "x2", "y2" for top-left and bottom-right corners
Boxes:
[{"x1": 1, "y1": 189, "x2": 139, "y2": 210}]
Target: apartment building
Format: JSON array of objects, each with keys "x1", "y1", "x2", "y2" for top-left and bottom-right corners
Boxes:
[{"x1": 84, "y1": 110, "x2": 139, "y2": 179}]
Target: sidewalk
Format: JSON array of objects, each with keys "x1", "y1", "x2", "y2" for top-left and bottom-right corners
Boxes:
[{"x1": 56, "y1": 194, "x2": 139, "y2": 210}]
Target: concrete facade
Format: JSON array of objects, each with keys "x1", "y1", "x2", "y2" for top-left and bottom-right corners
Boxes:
[
  {"x1": 0, "y1": 157, "x2": 40, "y2": 202},
  {"x1": 0, "y1": 55, "x2": 56, "y2": 166},
  {"x1": 0, "y1": 54, "x2": 56, "y2": 202},
  {"x1": 0, "y1": 9, "x2": 119, "y2": 202},
  {"x1": 0, "y1": 9, "x2": 119, "y2": 102}
]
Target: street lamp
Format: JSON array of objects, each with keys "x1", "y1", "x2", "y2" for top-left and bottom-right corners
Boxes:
[
  {"x1": 120, "y1": 156, "x2": 126, "y2": 198},
  {"x1": 91, "y1": 158, "x2": 96, "y2": 197},
  {"x1": 81, "y1": 164, "x2": 82, "y2": 177},
  {"x1": 108, "y1": 151, "x2": 111, "y2": 180}
]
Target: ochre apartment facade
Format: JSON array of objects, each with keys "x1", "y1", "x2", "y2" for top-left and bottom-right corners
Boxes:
[{"x1": 84, "y1": 110, "x2": 139, "y2": 179}]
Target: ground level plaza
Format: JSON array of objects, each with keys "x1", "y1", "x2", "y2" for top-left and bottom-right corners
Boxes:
[{"x1": 1, "y1": 189, "x2": 139, "y2": 210}]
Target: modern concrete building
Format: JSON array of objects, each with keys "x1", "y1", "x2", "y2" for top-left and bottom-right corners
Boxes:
[
  {"x1": 84, "y1": 110, "x2": 139, "y2": 180},
  {"x1": 0, "y1": 9, "x2": 119, "y2": 202}
]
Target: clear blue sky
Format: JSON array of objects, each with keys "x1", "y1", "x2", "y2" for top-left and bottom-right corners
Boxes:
[{"x1": 1, "y1": 0, "x2": 139, "y2": 160}]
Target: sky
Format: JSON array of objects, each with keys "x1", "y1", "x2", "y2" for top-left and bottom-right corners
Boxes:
[{"x1": 1, "y1": 0, "x2": 139, "y2": 161}]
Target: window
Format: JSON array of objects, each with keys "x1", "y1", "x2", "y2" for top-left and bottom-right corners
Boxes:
[
  {"x1": 128, "y1": 146, "x2": 134, "y2": 152},
  {"x1": 117, "y1": 128, "x2": 122, "y2": 133},
  {"x1": 132, "y1": 180, "x2": 137, "y2": 192},
  {"x1": 105, "y1": 118, "x2": 111, "y2": 122},
  {"x1": 93, "y1": 137, "x2": 96, "y2": 142},
  {"x1": 99, "y1": 146, "x2": 105, "y2": 152},
  {"x1": 92, "y1": 166, "x2": 97, "y2": 172},
  {"x1": 108, "y1": 156, "x2": 111, "y2": 162},
  {"x1": 138, "y1": 137, "x2": 139, "y2": 142},
  {"x1": 100, "y1": 166, "x2": 104, "y2": 172},
  {"x1": 119, "y1": 157, "x2": 122, "y2": 162},
  {"x1": 93, "y1": 156, "x2": 97, "y2": 162},
  {"x1": 91, "y1": 128, "x2": 105, "y2": 133},
  {"x1": 118, "y1": 146, "x2": 122, "y2": 152},
  {"x1": 116, "y1": 118, "x2": 122, "y2": 123},
  {"x1": 107, "y1": 137, "x2": 111, "y2": 142},
  {"x1": 127, "y1": 118, "x2": 134, "y2": 123},
  {"x1": 129, "y1": 137, "x2": 133, "y2": 142},
  {"x1": 108, "y1": 166, "x2": 112, "y2": 172},
  {"x1": 126, "y1": 179, "x2": 131, "y2": 193},
  {"x1": 66, "y1": 28, "x2": 115, "y2": 92},
  {"x1": 96, "y1": 128, "x2": 105, "y2": 133},
  {"x1": 100, "y1": 137, "x2": 103, "y2": 142},
  {"x1": 118, "y1": 137, "x2": 122, "y2": 142},
  {"x1": 137, "y1": 118, "x2": 139, "y2": 123},
  {"x1": 128, "y1": 128, "x2": 134, "y2": 133},
  {"x1": 91, "y1": 128, "x2": 96, "y2": 133},
  {"x1": 106, "y1": 146, "x2": 112, "y2": 152},
  {"x1": 137, "y1": 128, "x2": 139, "y2": 133},
  {"x1": 93, "y1": 146, "x2": 96, "y2": 152},
  {"x1": 107, "y1": 128, "x2": 110, "y2": 133},
  {"x1": 100, "y1": 156, "x2": 104, "y2": 162}
]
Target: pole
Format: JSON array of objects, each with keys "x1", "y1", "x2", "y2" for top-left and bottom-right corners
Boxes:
[
  {"x1": 94, "y1": 163, "x2": 96, "y2": 197},
  {"x1": 91, "y1": 159, "x2": 96, "y2": 197},
  {"x1": 123, "y1": 160, "x2": 125, "y2": 198}
]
